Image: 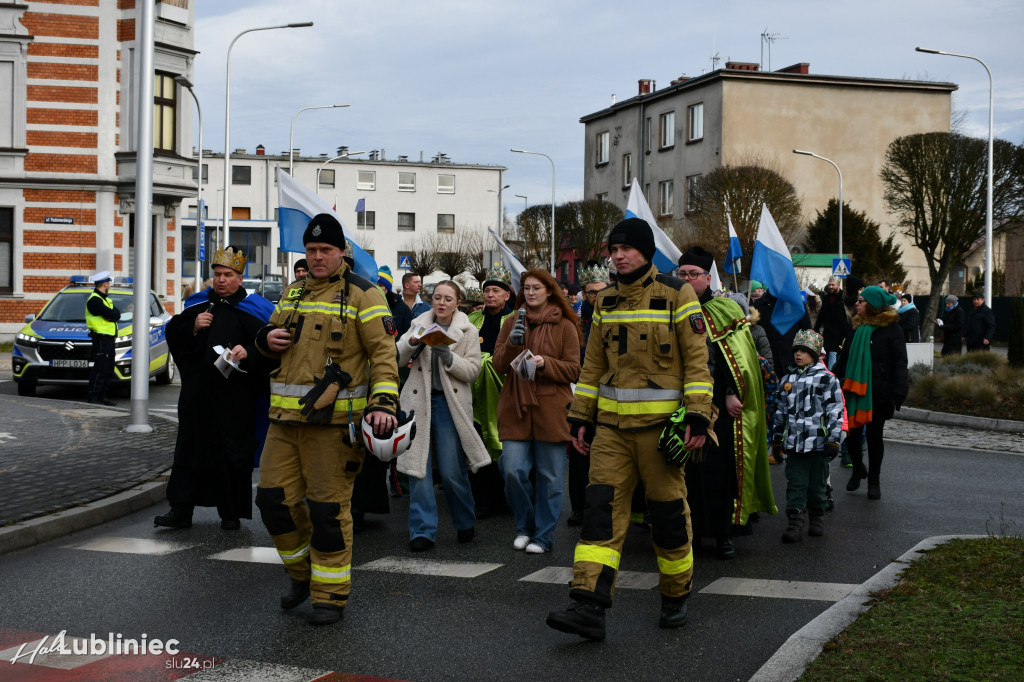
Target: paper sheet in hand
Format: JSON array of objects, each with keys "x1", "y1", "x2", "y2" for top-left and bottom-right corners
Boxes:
[
  {"x1": 414, "y1": 323, "x2": 456, "y2": 347},
  {"x1": 510, "y1": 349, "x2": 536, "y2": 380},
  {"x1": 212, "y1": 344, "x2": 247, "y2": 378}
]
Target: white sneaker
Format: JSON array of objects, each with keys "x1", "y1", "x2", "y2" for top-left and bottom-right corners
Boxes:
[
  {"x1": 525, "y1": 542, "x2": 548, "y2": 554},
  {"x1": 513, "y1": 535, "x2": 531, "y2": 551}
]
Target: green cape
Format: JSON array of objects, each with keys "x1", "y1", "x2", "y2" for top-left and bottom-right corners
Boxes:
[{"x1": 471, "y1": 352, "x2": 505, "y2": 461}]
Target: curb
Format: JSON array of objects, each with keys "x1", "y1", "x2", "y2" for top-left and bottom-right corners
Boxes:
[
  {"x1": 895, "y1": 406, "x2": 1024, "y2": 434},
  {"x1": 748, "y1": 534, "x2": 987, "y2": 682}
]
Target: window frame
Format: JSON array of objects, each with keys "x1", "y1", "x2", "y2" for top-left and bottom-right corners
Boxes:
[
  {"x1": 687, "y1": 102, "x2": 704, "y2": 143},
  {"x1": 397, "y1": 212, "x2": 416, "y2": 231},
  {"x1": 0, "y1": 206, "x2": 13, "y2": 295},
  {"x1": 191, "y1": 163, "x2": 208, "y2": 183},
  {"x1": 436, "y1": 213, "x2": 455, "y2": 234},
  {"x1": 231, "y1": 165, "x2": 252, "y2": 185},
  {"x1": 357, "y1": 210, "x2": 376, "y2": 230},
  {"x1": 622, "y1": 153, "x2": 632, "y2": 187},
  {"x1": 398, "y1": 172, "x2": 416, "y2": 192},
  {"x1": 595, "y1": 131, "x2": 610, "y2": 165},
  {"x1": 658, "y1": 180, "x2": 673, "y2": 217},
  {"x1": 357, "y1": 170, "x2": 376, "y2": 191},
  {"x1": 153, "y1": 71, "x2": 176, "y2": 154},
  {"x1": 686, "y1": 174, "x2": 701, "y2": 212},
  {"x1": 658, "y1": 111, "x2": 675, "y2": 149},
  {"x1": 437, "y1": 174, "x2": 455, "y2": 194},
  {"x1": 318, "y1": 168, "x2": 335, "y2": 188}
]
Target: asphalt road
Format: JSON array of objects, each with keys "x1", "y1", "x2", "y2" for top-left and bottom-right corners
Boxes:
[
  {"x1": 0, "y1": 368, "x2": 181, "y2": 414},
  {"x1": 0, "y1": 436, "x2": 1021, "y2": 681}
]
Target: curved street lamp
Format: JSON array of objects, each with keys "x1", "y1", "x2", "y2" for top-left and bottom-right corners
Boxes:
[
  {"x1": 315, "y1": 150, "x2": 366, "y2": 197},
  {"x1": 511, "y1": 149, "x2": 555, "y2": 272},
  {"x1": 289, "y1": 104, "x2": 349, "y2": 176},
  {"x1": 793, "y1": 149, "x2": 843, "y2": 265}
]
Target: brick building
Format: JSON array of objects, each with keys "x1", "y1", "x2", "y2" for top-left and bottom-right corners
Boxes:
[{"x1": 0, "y1": 0, "x2": 195, "y2": 338}]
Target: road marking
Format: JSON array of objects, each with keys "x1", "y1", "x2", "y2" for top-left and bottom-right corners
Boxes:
[
  {"x1": 186, "y1": 659, "x2": 330, "y2": 681},
  {"x1": 74, "y1": 408, "x2": 123, "y2": 417},
  {"x1": 519, "y1": 566, "x2": 660, "y2": 590},
  {"x1": 209, "y1": 547, "x2": 281, "y2": 564},
  {"x1": 0, "y1": 432, "x2": 15, "y2": 442},
  {"x1": 0, "y1": 636, "x2": 113, "y2": 669},
  {"x1": 357, "y1": 556, "x2": 503, "y2": 578},
  {"x1": 700, "y1": 578, "x2": 860, "y2": 602},
  {"x1": 66, "y1": 537, "x2": 195, "y2": 555}
]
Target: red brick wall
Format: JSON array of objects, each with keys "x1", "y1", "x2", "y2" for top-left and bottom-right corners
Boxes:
[
  {"x1": 27, "y1": 85, "x2": 97, "y2": 104},
  {"x1": 23, "y1": 230, "x2": 96, "y2": 248},
  {"x1": 26, "y1": 131, "x2": 97, "y2": 148},
  {"x1": 24, "y1": 189, "x2": 96, "y2": 203},
  {"x1": 164, "y1": 301, "x2": 174, "y2": 314},
  {"x1": 166, "y1": 281, "x2": 175, "y2": 297},
  {"x1": 166, "y1": 258, "x2": 174, "y2": 274},
  {"x1": 23, "y1": 253, "x2": 95, "y2": 270},
  {"x1": 166, "y1": 236, "x2": 175, "y2": 252},
  {"x1": 28, "y1": 43, "x2": 98, "y2": 59},
  {"x1": 20, "y1": 13, "x2": 99, "y2": 40},
  {"x1": 114, "y1": 254, "x2": 123, "y2": 270},
  {"x1": 23, "y1": 276, "x2": 74, "y2": 293},
  {"x1": 32, "y1": 0, "x2": 100, "y2": 5},
  {"x1": 24, "y1": 154, "x2": 97, "y2": 173},
  {"x1": 23, "y1": 208, "x2": 96, "y2": 226},
  {"x1": 117, "y1": 19, "x2": 134, "y2": 42},
  {"x1": 166, "y1": 218, "x2": 175, "y2": 232},
  {"x1": 114, "y1": 232, "x2": 123, "y2": 248},
  {"x1": 27, "y1": 62, "x2": 98, "y2": 82},
  {"x1": 27, "y1": 108, "x2": 98, "y2": 126},
  {"x1": 0, "y1": 300, "x2": 46, "y2": 320}
]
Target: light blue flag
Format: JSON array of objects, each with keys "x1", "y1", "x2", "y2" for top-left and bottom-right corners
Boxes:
[
  {"x1": 723, "y1": 214, "x2": 743, "y2": 274},
  {"x1": 749, "y1": 204, "x2": 804, "y2": 335},
  {"x1": 277, "y1": 167, "x2": 378, "y2": 282},
  {"x1": 624, "y1": 178, "x2": 681, "y2": 274},
  {"x1": 487, "y1": 227, "x2": 526, "y2": 293}
]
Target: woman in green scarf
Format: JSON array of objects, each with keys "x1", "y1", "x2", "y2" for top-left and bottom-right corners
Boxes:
[{"x1": 834, "y1": 286, "x2": 909, "y2": 500}]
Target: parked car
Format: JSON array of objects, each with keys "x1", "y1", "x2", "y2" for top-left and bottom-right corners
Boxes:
[
  {"x1": 12, "y1": 277, "x2": 174, "y2": 397},
  {"x1": 257, "y1": 275, "x2": 284, "y2": 303}
]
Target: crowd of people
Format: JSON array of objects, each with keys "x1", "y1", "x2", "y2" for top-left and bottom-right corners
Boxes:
[{"x1": 151, "y1": 212, "x2": 1010, "y2": 637}]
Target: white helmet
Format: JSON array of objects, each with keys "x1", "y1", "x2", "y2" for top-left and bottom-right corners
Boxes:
[{"x1": 361, "y1": 410, "x2": 416, "y2": 462}]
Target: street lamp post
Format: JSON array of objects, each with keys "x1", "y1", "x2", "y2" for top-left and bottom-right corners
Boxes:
[
  {"x1": 175, "y1": 76, "x2": 204, "y2": 293},
  {"x1": 916, "y1": 46, "x2": 994, "y2": 307},
  {"x1": 488, "y1": 182, "x2": 511, "y2": 238},
  {"x1": 222, "y1": 22, "x2": 313, "y2": 249},
  {"x1": 315, "y1": 150, "x2": 366, "y2": 198},
  {"x1": 511, "y1": 149, "x2": 555, "y2": 272},
  {"x1": 289, "y1": 104, "x2": 350, "y2": 176},
  {"x1": 515, "y1": 194, "x2": 528, "y2": 212},
  {"x1": 793, "y1": 149, "x2": 843, "y2": 265}
]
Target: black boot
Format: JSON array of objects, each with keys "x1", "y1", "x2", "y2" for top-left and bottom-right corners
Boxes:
[
  {"x1": 846, "y1": 461, "x2": 867, "y2": 491},
  {"x1": 308, "y1": 603, "x2": 343, "y2": 626},
  {"x1": 867, "y1": 476, "x2": 881, "y2": 500},
  {"x1": 659, "y1": 596, "x2": 688, "y2": 628},
  {"x1": 867, "y1": 450, "x2": 883, "y2": 499},
  {"x1": 546, "y1": 600, "x2": 606, "y2": 640},
  {"x1": 280, "y1": 578, "x2": 310, "y2": 610},
  {"x1": 781, "y1": 509, "x2": 805, "y2": 543},
  {"x1": 807, "y1": 508, "x2": 825, "y2": 537},
  {"x1": 154, "y1": 507, "x2": 192, "y2": 529},
  {"x1": 716, "y1": 536, "x2": 736, "y2": 560}
]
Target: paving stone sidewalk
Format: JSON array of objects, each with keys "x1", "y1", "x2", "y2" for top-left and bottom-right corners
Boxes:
[
  {"x1": 0, "y1": 394, "x2": 176, "y2": 527},
  {"x1": 886, "y1": 417, "x2": 1024, "y2": 454}
]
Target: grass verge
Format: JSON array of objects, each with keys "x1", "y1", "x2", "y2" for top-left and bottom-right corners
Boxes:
[{"x1": 800, "y1": 535, "x2": 1024, "y2": 681}]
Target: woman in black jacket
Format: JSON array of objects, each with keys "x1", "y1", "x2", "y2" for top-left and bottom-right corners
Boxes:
[
  {"x1": 834, "y1": 286, "x2": 909, "y2": 500},
  {"x1": 898, "y1": 293, "x2": 921, "y2": 343}
]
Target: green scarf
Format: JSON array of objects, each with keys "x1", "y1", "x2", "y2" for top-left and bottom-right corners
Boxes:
[{"x1": 843, "y1": 323, "x2": 877, "y2": 428}]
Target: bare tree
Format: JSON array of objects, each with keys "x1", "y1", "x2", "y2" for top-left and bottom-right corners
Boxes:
[
  {"x1": 559, "y1": 199, "x2": 623, "y2": 268},
  {"x1": 463, "y1": 231, "x2": 488, "y2": 283},
  {"x1": 880, "y1": 131, "x2": 1024, "y2": 332},
  {"x1": 685, "y1": 159, "x2": 803, "y2": 272},
  {"x1": 409, "y1": 235, "x2": 439, "y2": 278},
  {"x1": 508, "y1": 204, "x2": 553, "y2": 269}
]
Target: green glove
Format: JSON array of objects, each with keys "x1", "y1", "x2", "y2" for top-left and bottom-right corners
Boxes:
[{"x1": 659, "y1": 406, "x2": 692, "y2": 467}]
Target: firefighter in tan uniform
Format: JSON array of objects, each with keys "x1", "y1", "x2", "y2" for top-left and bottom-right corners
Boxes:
[
  {"x1": 255, "y1": 213, "x2": 399, "y2": 626},
  {"x1": 546, "y1": 217, "x2": 714, "y2": 641}
]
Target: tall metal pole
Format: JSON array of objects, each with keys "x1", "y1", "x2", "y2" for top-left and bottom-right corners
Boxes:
[
  {"x1": 793, "y1": 150, "x2": 843, "y2": 265},
  {"x1": 222, "y1": 22, "x2": 313, "y2": 250},
  {"x1": 176, "y1": 76, "x2": 203, "y2": 294},
  {"x1": 511, "y1": 149, "x2": 556, "y2": 272},
  {"x1": 289, "y1": 104, "x2": 349, "y2": 176},
  {"x1": 916, "y1": 47, "x2": 994, "y2": 307},
  {"x1": 127, "y1": 0, "x2": 155, "y2": 432}
]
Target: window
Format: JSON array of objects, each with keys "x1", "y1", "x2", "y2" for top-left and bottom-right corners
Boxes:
[
  {"x1": 595, "y1": 192, "x2": 608, "y2": 202},
  {"x1": 398, "y1": 172, "x2": 416, "y2": 192},
  {"x1": 688, "y1": 103, "x2": 704, "y2": 142},
  {"x1": 232, "y1": 165, "x2": 251, "y2": 185},
  {"x1": 596, "y1": 131, "x2": 609, "y2": 165},
  {"x1": 186, "y1": 203, "x2": 208, "y2": 220},
  {"x1": 397, "y1": 251, "x2": 415, "y2": 269},
  {"x1": 686, "y1": 174, "x2": 701, "y2": 212},
  {"x1": 232, "y1": 207, "x2": 251, "y2": 220},
  {"x1": 437, "y1": 214, "x2": 455, "y2": 234},
  {"x1": 397, "y1": 212, "x2": 416, "y2": 231},
  {"x1": 319, "y1": 169, "x2": 335, "y2": 188},
  {"x1": 357, "y1": 210, "x2": 375, "y2": 230},
  {"x1": 622, "y1": 153, "x2": 632, "y2": 186},
  {"x1": 0, "y1": 207, "x2": 12, "y2": 294},
  {"x1": 437, "y1": 174, "x2": 455, "y2": 194},
  {"x1": 658, "y1": 180, "x2": 673, "y2": 216},
  {"x1": 357, "y1": 170, "x2": 375, "y2": 190},
  {"x1": 191, "y1": 163, "x2": 208, "y2": 183},
  {"x1": 153, "y1": 72, "x2": 176, "y2": 152},
  {"x1": 658, "y1": 111, "x2": 675, "y2": 149}
]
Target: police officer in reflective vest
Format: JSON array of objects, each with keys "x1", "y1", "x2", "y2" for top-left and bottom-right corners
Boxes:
[
  {"x1": 254, "y1": 213, "x2": 399, "y2": 626},
  {"x1": 546, "y1": 218, "x2": 714, "y2": 640},
  {"x1": 85, "y1": 270, "x2": 121, "y2": 406}
]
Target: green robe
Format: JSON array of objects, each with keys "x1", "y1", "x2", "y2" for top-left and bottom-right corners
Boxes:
[
  {"x1": 704, "y1": 297, "x2": 778, "y2": 524},
  {"x1": 468, "y1": 310, "x2": 514, "y2": 462}
]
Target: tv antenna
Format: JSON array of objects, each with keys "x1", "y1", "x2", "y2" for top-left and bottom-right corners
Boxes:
[{"x1": 760, "y1": 27, "x2": 787, "y2": 70}]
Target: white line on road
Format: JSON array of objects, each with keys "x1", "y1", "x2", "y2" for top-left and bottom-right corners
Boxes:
[
  {"x1": 209, "y1": 547, "x2": 281, "y2": 564},
  {"x1": 66, "y1": 537, "x2": 196, "y2": 555},
  {"x1": 519, "y1": 566, "x2": 660, "y2": 590},
  {"x1": 357, "y1": 556, "x2": 503, "y2": 578},
  {"x1": 701, "y1": 577, "x2": 860, "y2": 602}
]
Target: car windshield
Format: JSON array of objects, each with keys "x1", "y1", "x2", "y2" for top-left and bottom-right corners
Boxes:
[{"x1": 36, "y1": 291, "x2": 136, "y2": 323}]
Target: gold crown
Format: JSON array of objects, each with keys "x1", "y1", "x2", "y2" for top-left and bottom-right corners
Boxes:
[
  {"x1": 212, "y1": 246, "x2": 247, "y2": 273},
  {"x1": 578, "y1": 264, "x2": 611, "y2": 286}
]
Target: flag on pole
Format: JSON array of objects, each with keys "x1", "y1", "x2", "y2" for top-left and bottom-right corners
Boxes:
[
  {"x1": 624, "y1": 178, "x2": 681, "y2": 274},
  {"x1": 355, "y1": 198, "x2": 365, "y2": 213},
  {"x1": 487, "y1": 227, "x2": 526, "y2": 293},
  {"x1": 723, "y1": 214, "x2": 743, "y2": 274},
  {"x1": 709, "y1": 260, "x2": 722, "y2": 292},
  {"x1": 277, "y1": 167, "x2": 378, "y2": 282},
  {"x1": 749, "y1": 203, "x2": 804, "y2": 335}
]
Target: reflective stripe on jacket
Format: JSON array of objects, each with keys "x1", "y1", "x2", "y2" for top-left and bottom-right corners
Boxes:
[{"x1": 86, "y1": 291, "x2": 117, "y2": 336}]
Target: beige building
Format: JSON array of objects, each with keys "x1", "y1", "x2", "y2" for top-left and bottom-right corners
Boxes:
[{"x1": 580, "y1": 62, "x2": 956, "y2": 289}]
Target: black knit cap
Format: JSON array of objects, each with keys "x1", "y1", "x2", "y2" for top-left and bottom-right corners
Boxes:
[
  {"x1": 679, "y1": 246, "x2": 714, "y2": 272},
  {"x1": 303, "y1": 213, "x2": 346, "y2": 250},
  {"x1": 293, "y1": 258, "x2": 308, "y2": 272},
  {"x1": 607, "y1": 217, "x2": 655, "y2": 261}
]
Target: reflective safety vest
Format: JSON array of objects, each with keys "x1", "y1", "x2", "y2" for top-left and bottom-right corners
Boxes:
[
  {"x1": 568, "y1": 267, "x2": 713, "y2": 430},
  {"x1": 86, "y1": 291, "x2": 117, "y2": 336}
]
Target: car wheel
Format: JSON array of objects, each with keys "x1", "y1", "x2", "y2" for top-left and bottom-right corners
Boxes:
[
  {"x1": 17, "y1": 380, "x2": 37, "y2": 397},
  {"x1": 155, "y1": 358, "x2": 175, "y2": 385}
]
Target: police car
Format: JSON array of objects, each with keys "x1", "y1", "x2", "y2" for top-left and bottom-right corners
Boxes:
[{"x1": 12, "y1": 276, "x2": 174, "y2": 397}]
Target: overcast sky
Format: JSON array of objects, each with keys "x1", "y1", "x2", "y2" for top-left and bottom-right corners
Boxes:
[{"x1": 190, "y1": 0, "x2": 1024, "y2": 217}]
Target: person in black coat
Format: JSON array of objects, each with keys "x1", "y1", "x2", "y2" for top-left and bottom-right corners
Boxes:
[
  {"x1": 815, "y1": 277, "x2": 851, "y2": 369},
  {"x1": 939, "y1": 295, "x2": 966, "y2": 356},
  {"x1": 751, "y1": 289, "x2": 812, "y2": 375},
  {"x1": 898, "y1": 293, "x2": 921, "y2": 343},
  {"x1": 963, "y1": 291, "x2": 996, "y2": 352},
  {"x1": 834, "y1": 286, "x2": 908, "y2": 501}
]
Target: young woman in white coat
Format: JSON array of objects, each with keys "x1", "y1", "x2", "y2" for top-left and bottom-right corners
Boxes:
[{"x1": 396, "y1": 281, "x2": 490, "y2": 551}]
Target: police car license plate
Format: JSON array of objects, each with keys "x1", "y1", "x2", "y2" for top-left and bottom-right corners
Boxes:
[{"x1": 51, "y1": 359, "x2": 89, "y2": 368}]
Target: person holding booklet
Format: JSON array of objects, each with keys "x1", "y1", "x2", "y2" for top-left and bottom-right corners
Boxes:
[
  {"x1": 396, "y1": 281, "x2": 491, "y2": 551},
  {"x1": 492, "y1": 269, "x2": 582, "y2": 554}
]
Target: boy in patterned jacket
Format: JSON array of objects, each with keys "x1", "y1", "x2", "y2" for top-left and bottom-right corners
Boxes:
[{"x1": 771, "y1": 330, "x2": 844, "y2": 542}]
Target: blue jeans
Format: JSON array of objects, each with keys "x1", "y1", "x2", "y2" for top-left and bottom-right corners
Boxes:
[
  {"x1": 407, "y1": 394, "x2": 476, "y2": 541},
  {"x1": 499, "y1": 439, "x2": 566, "y2": 550}
]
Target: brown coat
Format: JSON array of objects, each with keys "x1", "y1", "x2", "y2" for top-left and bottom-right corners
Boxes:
[{"x1": 492, "y1": 304, "x2": 581, "y2": 443}]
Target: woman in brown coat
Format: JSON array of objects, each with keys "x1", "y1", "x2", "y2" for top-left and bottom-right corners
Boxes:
[{"x1": 493, "y1": 269, "x2": 582, "y2": 554}]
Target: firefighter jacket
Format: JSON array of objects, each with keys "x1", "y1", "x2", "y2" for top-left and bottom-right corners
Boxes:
[
  {"x1": 568, "y1": 265, "x2": 714, "y2": 431},
  {"x1": 255, "y1": 262, "x2": 400, "y2": 426}
]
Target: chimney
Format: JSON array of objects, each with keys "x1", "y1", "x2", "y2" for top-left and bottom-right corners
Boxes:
[
  {"x1": 638, "y1": 78, "x2": 655, "y2": 95},
  {"x1": 776, "y1": 62, "x2": 810, "y2": 74},
  {"x1": 337, "y1": 145, "x2": 348, "y2": 157},
  {"x1": 725, "y1": 61, "x2": 759, "y2": 71},
  {"x1": 255, "y1": 144, "x2": 265, "y2": 156},
  {"x1": 670, "y1": 75, "x2": 689, "y2": 85},
  {"x1": 234, "y1": 147, "x2": 246, "y2": 155},
  {"x1": 611, "y1": 94, "x2": 617, "y2": 105}
]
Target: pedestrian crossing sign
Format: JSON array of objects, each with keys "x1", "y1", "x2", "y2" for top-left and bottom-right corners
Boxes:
[
  {"x1": 399, "y1": 256, "x2": 413, "y2": 269},
  {"x1": 832, "y1": 258, "x2": 851, "y2": 278}
]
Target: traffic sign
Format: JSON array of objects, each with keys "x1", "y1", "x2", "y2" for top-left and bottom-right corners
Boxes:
[
  {"x1": 198, "y1": 221, "x2": 206, "y2": 261},
  {"x1": 832, "y1": 258, "x2": 851, "y2": 278},
  {"x1": 399, "y1": 256, "x2": 412, "y2": 269}
]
